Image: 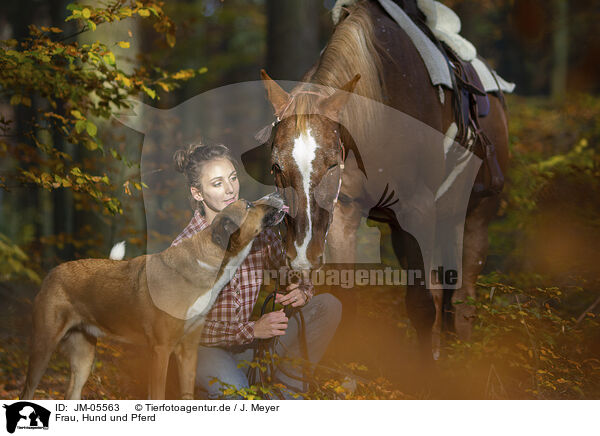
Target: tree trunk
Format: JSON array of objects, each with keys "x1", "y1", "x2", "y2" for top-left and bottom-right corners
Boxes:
[
  {"x1": 551, "y1": 0, "x2": 568, "y2": 102},
  {"x1": 266, "y1": 0, "x2": 321, "y2": 80}
]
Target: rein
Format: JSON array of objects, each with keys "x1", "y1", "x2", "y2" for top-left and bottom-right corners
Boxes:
[
  {"x1": 253, "y1": 130, "x2": 345, "y2": 398},
  {"x1": 249, "y1": 224, "x2": 312, "y2": 399},
  {"x1": 249, "y1": 91, "x2": 352, "y2": 398}
]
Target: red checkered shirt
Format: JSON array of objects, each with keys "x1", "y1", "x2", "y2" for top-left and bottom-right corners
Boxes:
[{"x1": 171, "y1": 210, "x2": 313, "y2": 347}]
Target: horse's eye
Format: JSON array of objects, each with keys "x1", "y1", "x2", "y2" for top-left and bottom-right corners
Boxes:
[
  {"x1": 338, "y1": 193, "x2": 352, "y2": 204},
  {"x1": 246, "y1": 201, "x2": 254, "y2": 209},
  {"x1": 327, "y1": 163, "x2": 338, "y2": 171}
]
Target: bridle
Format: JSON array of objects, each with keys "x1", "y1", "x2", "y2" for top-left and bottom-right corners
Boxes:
[
  {"x1": 326, "y1": 133, "x2": 345, "y2": 242},
  {"x1": 268, "y1": 87, "x2": 347, "y2": 234}
]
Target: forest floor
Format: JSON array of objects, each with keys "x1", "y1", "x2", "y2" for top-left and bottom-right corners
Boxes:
[{"x1": 0, "y1": 280, "x2": 554, "y2": 400}]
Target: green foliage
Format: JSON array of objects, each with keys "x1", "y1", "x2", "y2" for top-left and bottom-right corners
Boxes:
[
  {"x1": 489, "y1": 94, "x2": 600, "y2": 266},
  {"x1": 0, "y1": 0, "x2": 202, "y2": 216},
  {"x1": 443, "y1": 274, "x2": 600, "y2": 399},
  {"x1": 458, "y1": 94, "x2": 600, "y2": 399},
  {"x1": 207, "y1": 352, "x2": 409, "y2": 400},
  {"x1": 149, "y1": 0, "x2": 265, "y2": 92},
  {"x1": 0, "y1": 233, "x2": 40, "y2": 284}
]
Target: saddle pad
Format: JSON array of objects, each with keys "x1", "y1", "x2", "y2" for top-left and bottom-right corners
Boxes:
[
  {"x1": 417, "y1": 0, "x2": 477, "y2": 61},
  {"x1": 376, "y1": 0, "x2": 453, "y2": 88},
  {"x1": 332, "y1": 0, "x2": 515, "y2": 93},
  {"x1": 471, "y1": 57, "x2": 516, "y2": 93},
  {"x1": 377, "y1": 0, "x2": 515, "y2": 93}
]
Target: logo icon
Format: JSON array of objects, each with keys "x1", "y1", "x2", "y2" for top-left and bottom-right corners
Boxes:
[{"x1": 3, "y1": 402, "x2": 50, "y2": 434}]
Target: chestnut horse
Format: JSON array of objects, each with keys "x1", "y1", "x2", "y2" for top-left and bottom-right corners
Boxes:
[{"x1": 261, "y1": 1, "x2": 509, "y2": 360}]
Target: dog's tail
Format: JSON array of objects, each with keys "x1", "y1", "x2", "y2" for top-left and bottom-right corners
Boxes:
[{"x1": 109, "y1": 241, "x2": 126, "y2": 260}]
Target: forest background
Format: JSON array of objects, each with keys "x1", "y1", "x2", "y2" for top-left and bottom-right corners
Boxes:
[{"x1": 0, "y1": 0, "x2": 599, "y2": 400}]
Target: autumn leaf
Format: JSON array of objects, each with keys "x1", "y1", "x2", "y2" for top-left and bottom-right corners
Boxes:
[
  {"x1": 75, "y1": 119, "x2": 86, "y2": 134},
  {"x1": 141, "y1": 85, "x2": 156, "y2": 100},
  {"x1": 85, "y1": 121, "x2": 97, "y2": 137},
  {"x1": 166, "y1": 33, "x2": 176, "y2": 48},
  {"x1": 102, "y1": 51, "x2": 116, "y2": 66}
]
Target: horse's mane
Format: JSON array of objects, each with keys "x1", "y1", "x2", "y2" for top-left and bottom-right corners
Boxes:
[{"x1": 292, "y1": 2, "x2": 384, "y2": 144}]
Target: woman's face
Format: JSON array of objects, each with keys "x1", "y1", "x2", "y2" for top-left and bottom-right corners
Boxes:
[{"x1": 191, "y1": 158, "x2": 239, "y2": 220}]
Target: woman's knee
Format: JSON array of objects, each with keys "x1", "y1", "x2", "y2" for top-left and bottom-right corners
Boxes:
[
  {"x1": 311, "y1": 293, "x2": 342, "y2": 327},
  {"x1": 195, "y1": 346, "x2": 249, "y2": 398}
]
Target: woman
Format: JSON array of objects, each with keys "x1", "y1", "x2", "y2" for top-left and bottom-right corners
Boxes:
[{"x1": 172, "y1": 142, "x2": 342, "y2": 399}]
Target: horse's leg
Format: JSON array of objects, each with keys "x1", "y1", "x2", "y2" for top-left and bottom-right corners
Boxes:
[
  {"x1": 327, "y1": 200, "x2": 362, "y2": 264},
  {"x1": 326, "y1": 200, "x2": 363, "y2": 325},
  {"x1": 431, "y1": 289, "x2": 443, "y2": 360},
  {"x1": 326, "y1": 155, "x2": 366, "y2": 264},
  {"x1": 453, "y1": 196, "x2": 499, "y2": 339},
  {"x1": 387, "y1": 184, "x2": 437, "y2": 362},
  {"x1": 325, "y1": 158, "x2": 367, "y2": 325},
  {"x1": 400, "y1": 228, "x2": 435, "y2": 362},
  {"x1": 453, "y1": 95, "x2": 509, "y2": 339}
]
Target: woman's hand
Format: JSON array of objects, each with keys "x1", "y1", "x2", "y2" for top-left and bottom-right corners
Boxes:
[
  {"x1": 253, "y1": 309, "x2": 288, "y2": 339},
  {"x1": 275, "y1": 283, "x2": 307, "y2": 308}
]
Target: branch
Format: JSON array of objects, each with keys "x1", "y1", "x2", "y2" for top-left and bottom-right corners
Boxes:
[
  {"x1": 56, "y1": 25, "x2": 90, "y2": 42},
  {"x1": 575, "y1": 294, "x2": 600, "y2": 326}
]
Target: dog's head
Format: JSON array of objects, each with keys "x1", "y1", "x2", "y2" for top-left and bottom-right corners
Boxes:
[{"x1": 211, "y1": 192, "x2": 287, "y2": 253}]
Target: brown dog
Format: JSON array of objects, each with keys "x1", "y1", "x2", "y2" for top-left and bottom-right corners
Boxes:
[{"x1": 21, "y1": 194, "x2": 286, "y2": 400}]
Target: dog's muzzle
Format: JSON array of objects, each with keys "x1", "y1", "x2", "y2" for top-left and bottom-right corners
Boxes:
[{"x1": 259, "y1": 191, "x2": 288, "y2": 227}]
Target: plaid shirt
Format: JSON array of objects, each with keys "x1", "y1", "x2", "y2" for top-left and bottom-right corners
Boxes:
[{"x1": 171, "y1": 210, "x2": 313, "y2": 347}]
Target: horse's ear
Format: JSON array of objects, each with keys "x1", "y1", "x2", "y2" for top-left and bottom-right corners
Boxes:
[
  {"x1": 260, "y1": 69, "x2": 290, "y2": 118},
  {"x1": 319, "y1": 74, "x2": 361, "y2": 121}
]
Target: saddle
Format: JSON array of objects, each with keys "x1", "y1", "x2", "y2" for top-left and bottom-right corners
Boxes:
[{"x1": 391, "y1": 0, "x2": 504, "y2": 197}]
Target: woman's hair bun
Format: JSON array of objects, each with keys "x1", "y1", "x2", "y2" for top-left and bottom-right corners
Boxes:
[{"x1": 173, "y1": 142, "x2": 204, "y2": 173}]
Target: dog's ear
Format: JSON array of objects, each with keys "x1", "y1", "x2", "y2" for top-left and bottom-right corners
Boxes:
[{"x1": 212, "y1": 216, "x2": 240, "y2": 250}]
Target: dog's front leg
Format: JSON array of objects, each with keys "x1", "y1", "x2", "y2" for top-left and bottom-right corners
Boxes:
[
  {"x1": 175, "y1": 329, "x2": 203, "y2": 400},
  {"x1": 149, "y1": 344, "x2": 172, "y2": 400}
]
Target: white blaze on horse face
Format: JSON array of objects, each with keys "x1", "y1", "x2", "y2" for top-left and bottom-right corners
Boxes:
[{"x1": 291, "y1": 129, "x2": 318, "y2": 270}]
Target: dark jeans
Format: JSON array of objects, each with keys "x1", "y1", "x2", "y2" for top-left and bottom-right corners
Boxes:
[{"x1": 195, "y1": 293, "x2": 342, "y2": 399}]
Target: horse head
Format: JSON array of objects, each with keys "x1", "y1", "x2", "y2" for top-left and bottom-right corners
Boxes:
[{"x1": 261, "y1": 70, "x2": 360, "y2": 270}]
